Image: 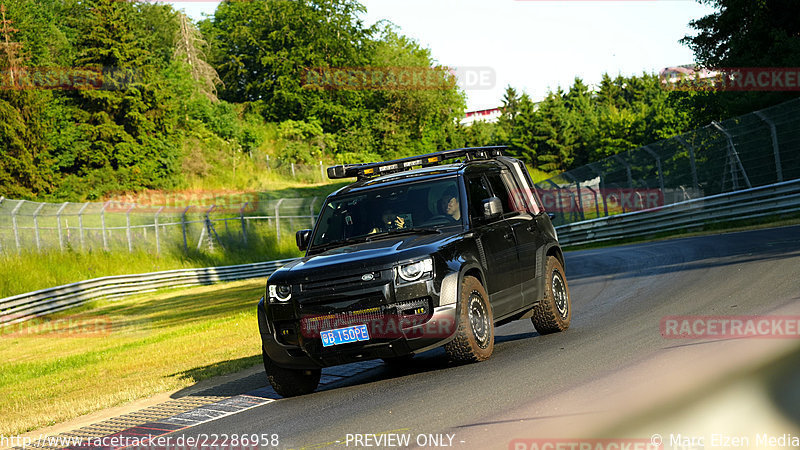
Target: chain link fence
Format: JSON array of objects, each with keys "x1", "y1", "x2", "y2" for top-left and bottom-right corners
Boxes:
[
  {"x1": 535, "y1": 97, "x2": 800, "y2": 225},
  {"x1": 0, "y1": 195, "x2": 322, "y2": 255},
  {"x1": 264, "y1": 155, "x2": 329, "y2": 183}
]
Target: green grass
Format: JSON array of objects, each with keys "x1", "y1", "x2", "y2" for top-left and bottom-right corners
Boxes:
[
  {"x1": 0, "y1": 229, "x2": 302, "y2": 299},
  {"x1": 0, "y1": 279, "x2": 268, "y2": 435},
  {"x1": 528, "y1": 167, "x2": 557, "y2": 184}
]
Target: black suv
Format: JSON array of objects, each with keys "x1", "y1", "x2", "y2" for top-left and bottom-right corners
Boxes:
[{"x1": 258, "y1": 147, "x2": 571, "y2": 397}]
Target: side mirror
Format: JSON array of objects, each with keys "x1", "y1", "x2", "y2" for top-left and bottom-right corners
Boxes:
[
  {"x1": 296, "y1": 229, "x2": 312, "y2": 251},
  {"x1": 482, "y1": 197, "x2": 503, "y2": 220}
]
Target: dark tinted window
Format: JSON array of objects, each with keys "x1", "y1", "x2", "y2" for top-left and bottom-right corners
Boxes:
[
  {"x1": 466, "y1": 176, "x2": 492, "y2": 220},
  {"x1": 485, "y1": 172, "x2": 512, "y2": 214}
]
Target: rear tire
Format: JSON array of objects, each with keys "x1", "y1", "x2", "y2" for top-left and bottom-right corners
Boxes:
[
  {"x1": 530, "y1": 255, "x2": 571, "y2": 334},
  {"x1": 444, "y1": 276, "x2": 494, "y2": 363},
  {"x1": 262, "y1": 348, "x2": 320, "y2": 397}
]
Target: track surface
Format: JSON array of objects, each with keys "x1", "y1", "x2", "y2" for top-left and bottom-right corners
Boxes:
[{"x1": 162, "y1": 226, "x2": 800, "y2": 449}]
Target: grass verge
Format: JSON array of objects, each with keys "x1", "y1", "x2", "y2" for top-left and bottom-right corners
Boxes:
[
  {"x1": 0, "y1": 279, "x2": 268, "y2": 436},
  {"x1": 0, "y1": 229, "x2": 302, "y2": 299}
]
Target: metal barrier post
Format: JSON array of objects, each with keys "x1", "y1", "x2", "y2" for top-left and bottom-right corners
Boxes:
[
  {"x1": 154, "y1": 206, "x2": 164, "y2": 255},
  {"x1": 310, "y1": 196, "x2": 318, "y2": 227},
  {"x1": 275, "y1": 198, "x2": 285, "y2": 242},
  {"x1": 11, "y1": 200, "x2": 24, "y2": 254},
  {"x1": 56, "y1": 202, "x2": 69, "y2": 252},
  {"x1": 181, "y1": 206, "x2": 191, "y2": 252},
  {"x1": 544, "y1": 180, "x2": 564, "y2": 223},
  {"x1": 240, "y1": 203, "x2": 248, "y2": 245},
  {"x1": 78, "y1": 202, "x2": 89, "y2": 251},
  {"x1": 754, "y1": 111, "x2": 783, "y2": 182},
  {"x1": 319, "y1": 161, "x2": 325, "y2": 181},
  {"x1": 677, "y1": 135, "x2": 700, "y2": 193},
  {"x1": 101, "y1": 202, "x2": 108, "y2": 251},
  {"x1": 563, "y1": 173, "x2": 585, "y2": 221},
  {"x1": 126, "y1": 205, "x2": 134, "y2": 253},
  {"x1": 32, "y1": 203, "x2": 45, "y2": 251},
  {"x1": 613, "y1": 154, "x2": 634, "y2": 189},
  {"x1": 712, "y1": 121, "x2": 752, "y2": 190},
  {"x1": 587, "y1": 163, "x2": 609, "y2": 217},
  {"x1": 584, "y1": 186, "x2": 601, "y2": 218},
  {"x1": 642, "y1": 145, "x2": 666, "y2": 196}
]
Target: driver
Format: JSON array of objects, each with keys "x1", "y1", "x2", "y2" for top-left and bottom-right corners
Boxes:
[
  {"x1": 438, "y1": 191, "x2": 462, "y2": 222},
  {"x1": 369, "y1": 208, "x2": 405, "y2": 233}
]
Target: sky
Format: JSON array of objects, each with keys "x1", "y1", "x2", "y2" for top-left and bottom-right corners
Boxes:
[{"x1": 167, "y1": 0, "x2": 716, "y2": 111}]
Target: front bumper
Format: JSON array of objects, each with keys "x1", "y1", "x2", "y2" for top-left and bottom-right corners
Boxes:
[{"x1": 258, "y1": 297, "x2": 458, "y2": 369}]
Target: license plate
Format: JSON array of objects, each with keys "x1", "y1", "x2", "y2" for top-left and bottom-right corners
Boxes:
[{"x1": 321, "y1": 324, "x2": 370, "y2": 347}]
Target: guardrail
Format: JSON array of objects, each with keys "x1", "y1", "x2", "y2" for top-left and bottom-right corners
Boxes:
[
  {"x1": 0, "y1": 259, "x2": 296, "y2": 326},
  {"x1": 555, "y1": 179, "x2": 800, "y2": 246}
]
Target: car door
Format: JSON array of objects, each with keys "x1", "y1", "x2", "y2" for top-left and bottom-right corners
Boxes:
[
  {"x1": 491, "y1": 168, "x2": 545, "y2": 308},
  {"x1": 465, "y1": 174, "x2": 520, "y2": 319}
]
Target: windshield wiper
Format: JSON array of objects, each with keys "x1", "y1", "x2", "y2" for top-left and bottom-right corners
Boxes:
[
  {"x1": 310, "y1": 236, "x2": 370, "y2": 253},
  {"x1": 365, "y1": 227, "x2": 442, "y2": 242}
]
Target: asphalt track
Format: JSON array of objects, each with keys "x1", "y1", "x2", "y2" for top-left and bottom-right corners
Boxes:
[{"x1": 161, "y1": 225, "x2": 800, "y2": 449}]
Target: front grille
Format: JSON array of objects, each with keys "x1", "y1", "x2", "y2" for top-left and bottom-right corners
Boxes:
[{"x1": 300, "y1": 270, "x2": 387, "y2": 292}]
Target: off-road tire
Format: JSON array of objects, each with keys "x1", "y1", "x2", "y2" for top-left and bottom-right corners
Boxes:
[
  {"x1": 444, "y1": 276, "x2": 494, "y2": 363},
  {"x1": 530, "y1": 255, "x2": 571, "y2": 334},
  {"x1": 263, "y1": 348, "x2": 321, "y2": 397}
]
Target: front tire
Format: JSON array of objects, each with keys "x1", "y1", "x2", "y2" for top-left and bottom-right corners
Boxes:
[
  {"x1": 444, "y1": 276, "x2": 494, "y2": 363},
  {"x1": 530, "y1": 255, "x2": 571, "y2": 334},
  {"x1": 263, "y1": 348, "x2": 320, "y2": 397}
]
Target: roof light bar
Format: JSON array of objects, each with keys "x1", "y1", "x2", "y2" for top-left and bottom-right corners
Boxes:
[{"x1": 326, "y1": 146, "x2": 507, "y2": 180}]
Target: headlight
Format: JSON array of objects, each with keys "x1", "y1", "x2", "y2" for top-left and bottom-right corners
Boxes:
[
  {"x1": 396, "y1": 258, "x2": 434, "y2": 283},
  {"x1": 268, "y1": 284, "x2": 292, "y2": 302}
]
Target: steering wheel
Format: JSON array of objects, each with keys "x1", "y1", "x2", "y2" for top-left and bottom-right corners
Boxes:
[{"x1": 423, "y1": 215, "x2": 452, "y2": 226}]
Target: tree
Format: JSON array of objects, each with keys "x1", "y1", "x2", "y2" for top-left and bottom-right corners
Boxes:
[
  {"x1": 533, "y1": 90, "x2": 576, "y2": 172},
  {"x1": 63, "y1": 0, "x2": 180, "y2": 197},
  {"x1": 0, "y1": 3, "x2": 24, "y2": 87},
  {"x1": 173, "y1": 12, "x2": 221, "y2": 101},
  {"x1": 682, "y1": 0, "x2": 800, "y2": 68},
  {"x1": 680, "y1": 0, "x2": 800, "y2": 118}
]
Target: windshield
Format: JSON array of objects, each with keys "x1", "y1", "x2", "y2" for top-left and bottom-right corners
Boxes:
[{"x1": 310, "y1": 178, "x2": 462, "y2": 250}]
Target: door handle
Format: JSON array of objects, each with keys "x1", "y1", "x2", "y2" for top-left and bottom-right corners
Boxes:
[{"x1": 503, "y1": 232, "x2": 514, "y2": 240}]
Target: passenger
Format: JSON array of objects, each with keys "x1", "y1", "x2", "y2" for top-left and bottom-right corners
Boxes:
[{"x1": 438, "y1": 191, "x2": 462, "y2": 222}]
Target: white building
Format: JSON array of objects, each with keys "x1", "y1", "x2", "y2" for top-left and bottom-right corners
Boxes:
[{"x1": 460, "y1": 107, "x2": 502, "y2": 126}]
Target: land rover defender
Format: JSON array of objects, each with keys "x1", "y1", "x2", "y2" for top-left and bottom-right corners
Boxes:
[{"x1": 257, "y1": 146, "x2": 571, "y2": 397}]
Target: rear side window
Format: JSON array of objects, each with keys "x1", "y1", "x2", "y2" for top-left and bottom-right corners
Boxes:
[{"x1": 506, "y1": 160, "x2": 543, "y2": 215}]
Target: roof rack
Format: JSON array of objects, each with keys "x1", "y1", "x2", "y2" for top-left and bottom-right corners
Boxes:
[{"x1": 327, "y1": 146, "x2": 508, "y2": 180}]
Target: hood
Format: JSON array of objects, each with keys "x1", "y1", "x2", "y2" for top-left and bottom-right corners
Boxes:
[{"x1": 270, "y1": 231, "x2": 460, "y2": 283}]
